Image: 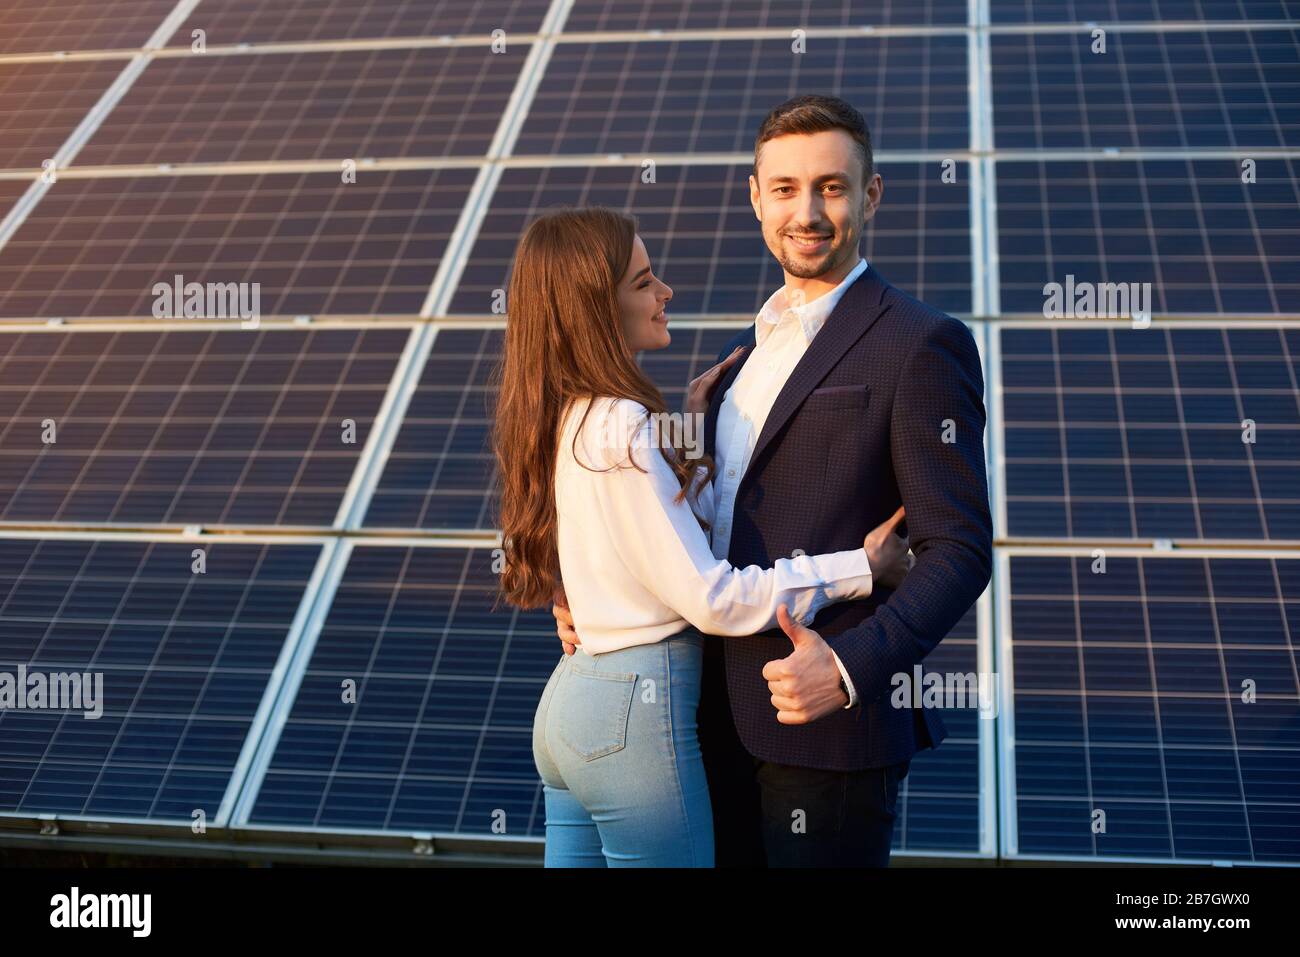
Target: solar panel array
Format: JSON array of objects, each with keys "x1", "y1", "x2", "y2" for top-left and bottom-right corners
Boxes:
[{"x1": 0, "y1": 0, "x2": 1296, "y2": 866}]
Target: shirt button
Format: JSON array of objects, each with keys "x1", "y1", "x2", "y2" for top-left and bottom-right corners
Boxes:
[{"x1": 727, "y1": 468, "x2": 735, "y2": 477}]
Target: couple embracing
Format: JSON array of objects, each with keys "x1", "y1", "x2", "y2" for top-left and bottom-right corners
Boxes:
[{"x1": 492, "y1": 95, "x2": 992, "y2": 867}]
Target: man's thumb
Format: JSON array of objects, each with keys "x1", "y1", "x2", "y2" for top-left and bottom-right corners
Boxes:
[{"x1": 777, "y1": 604, "x2": 814, "y2": 647}]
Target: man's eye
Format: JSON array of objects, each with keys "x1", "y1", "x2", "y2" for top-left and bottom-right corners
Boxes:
[
  {"x1": 823, "y1": 185, "x2": 844, "y2": 194},
  {"x1": 775, "y1": 186, "x2": 793, "y2": 195}
]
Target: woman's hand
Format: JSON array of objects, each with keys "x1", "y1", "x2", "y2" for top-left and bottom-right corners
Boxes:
[
  {"x1": 863, "y1": 506, "x2": 912, "y2": 590},
  {"x1": 685, "y1": 346, "x2": 746, "y2": 417},
  {"x1": 552, "y1": 584, "x2": 579, "y2": 656}
]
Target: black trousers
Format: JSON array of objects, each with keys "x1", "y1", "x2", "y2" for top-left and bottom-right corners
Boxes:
[{"x1": 697, "y1": 639, "x2": 909, "y2": 868}]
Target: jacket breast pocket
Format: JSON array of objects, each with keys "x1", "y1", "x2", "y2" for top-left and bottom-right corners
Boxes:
[
  {"x1": 805, "y1": 383, "x2": 871, "y2": 412},
  {"x1": 555, "y1": 663, "x2": 637, "y2": 762}
]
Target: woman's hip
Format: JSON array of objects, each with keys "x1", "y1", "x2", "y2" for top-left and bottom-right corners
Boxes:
[{"x1": 534, "y1": 630, "x2": 706, "y2": 785}]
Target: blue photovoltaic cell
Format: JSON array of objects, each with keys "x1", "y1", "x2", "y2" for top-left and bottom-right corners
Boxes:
[
  {"x1": 0, "y1": 182, "x2": 28, "y2": 222},
  {"x1": 0, "y1": 538, "x2": 321, "y2": 822},
  {"x1": 0, "y1": 327, "x2": 409, "y2": 526},
  {"x1": 517, "y1": 35, "x2": 968, "y2": 155},
  {"x1": 0, "y1": 0, "x2": 178, "y2": 56},
  {"x1": 247, "y1": 544, "x2": 557, "y2": 835},
  {"x1": 0, "y1": 168, "x2": 474, "y2": 319},
  {"x1": 992, "y1": 29, "x2": 1300, "y2": 150},
  {"x1": 990, "y1": 0, "x2": 1300, "y2": 21},
  {"x1": 450, "y1": 163, "x2": 971, "y2": 316},
  {"x1": 249, "y1": 542, "x2": 983, "y2": 849},
  {"x1": 0, "y1": 59, "x2": 123, "y2": 172},
  {"x1": 364, "y1": 325, "x2": 739, "y2": 530},
  {"x1": 1008, "y1": 554, "x2": 1300, "y2": 863},
  {"x1": 1001, "y1": 325, "x2": 1300, "y2": 541},
  {"x1": 75, "y1": 45, "x2": 528, "y2": 167},
  {"x1": 170, "y1": 0, "x2": 551, "y2": 46},
  {"x1": 892, "y1": 604, "x2": 983, "y2": 854},
  {"x1": 565, "y1": 0, "x2": 969, "y2": 29},
  {"x1": 997, "y1": 158, "x2": 1300, "y2": 315}
]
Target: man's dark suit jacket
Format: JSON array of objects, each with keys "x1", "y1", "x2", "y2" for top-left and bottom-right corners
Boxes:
[{"x1": 702, "y1": 264, "x2": 992, "y2": 771}]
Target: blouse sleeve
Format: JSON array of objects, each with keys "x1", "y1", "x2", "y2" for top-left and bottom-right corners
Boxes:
[{"x1": 577, "y1": 399, "x2": 873, "y2": 636}]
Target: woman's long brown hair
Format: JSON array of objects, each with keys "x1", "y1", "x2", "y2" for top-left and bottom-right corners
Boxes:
[{"x1": 492, "y1": 206, "x2": 716, "y2": 610}]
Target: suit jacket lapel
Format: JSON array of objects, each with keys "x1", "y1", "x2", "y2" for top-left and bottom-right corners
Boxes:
[{"x1": 746, "y1": 266, "x2": 892, "y2": 471}]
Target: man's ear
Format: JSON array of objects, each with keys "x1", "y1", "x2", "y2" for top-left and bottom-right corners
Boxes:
[
  {"x1": 862, "y1": 173, "x2": 883, "y2": 225},
  {"x1": 749, "y1": 174, "x2": 762, "y2": 222}
]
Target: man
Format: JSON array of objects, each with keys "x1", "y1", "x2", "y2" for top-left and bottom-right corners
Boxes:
[{"x1": 553, "y1": 95, "x2": 992, "y2": 866}]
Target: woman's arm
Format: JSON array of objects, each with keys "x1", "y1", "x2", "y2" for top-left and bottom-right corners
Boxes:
[{"x1": 578, "y1": 399, "x2": 873, "y2": 637}]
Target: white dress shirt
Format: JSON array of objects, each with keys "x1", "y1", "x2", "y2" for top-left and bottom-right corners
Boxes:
[
  {"x1": 554, "y1": 394, "x2": 873, "y2": 656},
  {"x1": 711, "y1": 257, "x2": 871, "y2": 706}
]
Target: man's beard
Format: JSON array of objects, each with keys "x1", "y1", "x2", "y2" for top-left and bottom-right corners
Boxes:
[{"x1": 774, "y1": 229, "x2": 842, "y2": 279}]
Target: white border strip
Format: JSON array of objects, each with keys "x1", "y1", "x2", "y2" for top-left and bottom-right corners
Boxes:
[{"x1": 2, "y1": 16, "x2": 1294, "y2": 65}]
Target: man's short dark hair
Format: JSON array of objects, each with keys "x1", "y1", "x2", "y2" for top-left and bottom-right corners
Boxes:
[{"x1": 753, "y1": 95, "x2": 874, "y2": 184}]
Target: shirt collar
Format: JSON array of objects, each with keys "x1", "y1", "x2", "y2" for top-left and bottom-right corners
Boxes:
[{"x1": 754, "y1": 257, "x2": 869, "y2": 347}]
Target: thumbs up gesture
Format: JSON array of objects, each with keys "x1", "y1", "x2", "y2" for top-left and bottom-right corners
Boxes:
[{"x1": 761, "y1": 603, "x2": 850, "y2": 725}]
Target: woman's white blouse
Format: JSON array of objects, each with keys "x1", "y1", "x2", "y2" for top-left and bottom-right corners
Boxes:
[{"x1": 554, "y1": 396, "x2": 873, "y2": 655}]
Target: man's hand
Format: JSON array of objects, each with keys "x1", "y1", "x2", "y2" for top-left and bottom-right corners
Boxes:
[
  {"x1": 552, "y1": 584, "x2": 580, "y2": 656},
  {"x1": 762, "y1": 604, "x2": 849, "y2": 725}
]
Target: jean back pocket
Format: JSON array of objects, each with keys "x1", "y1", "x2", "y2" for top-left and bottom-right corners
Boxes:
[{"x1": 555, "y1": 663, "x2": 637, "y2": 762}]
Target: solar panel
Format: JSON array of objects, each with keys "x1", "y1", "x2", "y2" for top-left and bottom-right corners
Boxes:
[
  {"x1": 245, "y1": 543, "x2": 555, "y2": 835},
  {"x1": 0, "y1": 537, "x2": 322, "y2": 823},
  {"x1": 1005, "y1": 552, "x2": 1300, "y2": 864},
  {"x1": 0, "y1": 327, "x2": 409, "y2": 526},
  {"x1": 990, "y1": 0, "x2": 1300, "y2": 22},
  {"x1": 1001, "y1": 325, "x2": 1300, "y2": 542},
  {"x1": 892, "y1": 603, "x2": 985, "y2": 855},
  {"x1": 0, "y1": 168, "x2": 475, "y2": 319},
  {"x1": 0, "y1": 0, "x2": 177, "y2": 56},
  {"x1": 363, "y1": 325, "x2": 739, "y2": 531},
  {"x1": 74, "y1": 46, "x2": 529, "y2": 168},
  {"x1": 450, "y1": 163, "x2": 972, "y2": 316},
  {"x1": 997, "y1": 158, "x2": 1300, "y2": 315},
  {"x1": 517, "y1": 35, "x2": 968, "y2": 155},
  {"x1": 992, "y1": 29, "x2": 1300, "y2": 150},
  {"x1": 170, "y1": 0, "x2": 552, "y2": 47},
  {"x1": 564, "y1": 0, "x2": 969, "y2": 30},
  {"x1": 0, "y1": 60, "x2": 123, "y2": 173}
]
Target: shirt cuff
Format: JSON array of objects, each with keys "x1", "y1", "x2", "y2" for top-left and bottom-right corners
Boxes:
[
  {"x1": 831, "y1": 649, "x2": 858, "y2": 708},
  {"x1": 813, "y1": 547, "x2": 874, "y2": 603}
]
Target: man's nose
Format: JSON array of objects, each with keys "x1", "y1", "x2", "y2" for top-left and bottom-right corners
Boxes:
[{"x1": 794, "y1": 191, "x2": 824, "y2": 229}]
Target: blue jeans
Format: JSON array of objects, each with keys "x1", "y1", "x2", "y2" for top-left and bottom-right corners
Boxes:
[{"x1": 532, "y1": 628, "x2": 713, "y2": 867}]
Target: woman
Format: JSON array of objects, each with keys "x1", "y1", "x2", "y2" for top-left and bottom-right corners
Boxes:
[{"x1": 492, "y1": 206, "x2": 908, "y2": 867}]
